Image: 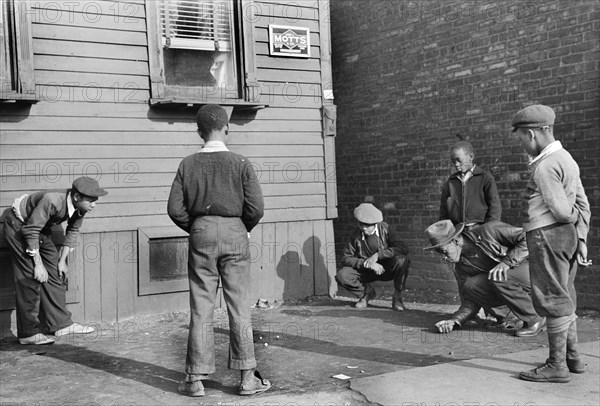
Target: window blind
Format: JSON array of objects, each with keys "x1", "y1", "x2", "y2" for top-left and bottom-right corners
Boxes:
[{"x1": 159, "y1": 0, "x2": 233, "y2": 52}]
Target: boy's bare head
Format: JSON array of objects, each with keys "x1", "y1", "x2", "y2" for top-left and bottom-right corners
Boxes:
[
  {"x1": 196, "y1": 104, "x2": 229, "y2": 140},
  {"x1": 450, "y1": 141, "x2": 475, "y2": 173}
]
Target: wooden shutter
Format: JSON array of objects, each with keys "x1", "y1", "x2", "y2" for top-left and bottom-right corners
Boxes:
[{"x1": 0, "y1": 0, "x2": 35, "y2": 100}]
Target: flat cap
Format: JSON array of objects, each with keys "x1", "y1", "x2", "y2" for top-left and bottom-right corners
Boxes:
[
  {"x1": 354, "y1": 203, "x2": 383, "y2": 224},
  {"x1": 72, "y1": 176, "x2": 108, "y2": 197},
  {"x1": 511, "y1": 104, "x2": 555, "y2": 132}
]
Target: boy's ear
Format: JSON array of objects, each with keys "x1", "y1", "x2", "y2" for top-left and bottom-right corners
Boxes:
[{"x1": 528, "y1": 129, "x2": 536, "y2": 141}]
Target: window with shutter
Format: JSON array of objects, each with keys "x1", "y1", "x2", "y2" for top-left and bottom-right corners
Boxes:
[
  {"x1": 0, "y1": 0, "x2": 36, "y2": 102},
  {"x1": 148, "y1": 0, "x2": 262, "y2": 107}
]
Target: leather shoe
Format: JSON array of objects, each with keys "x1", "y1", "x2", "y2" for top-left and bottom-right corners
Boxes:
[
  {"x1": 519, "y1": 362, "x2": 570, "y2": 383},
  {"x1": 19, "y1": 333, "x2": 55, "y2": 345},
  {"x1": 391, "y1": 291, "x2": 405, "y2": 311},
  {"x1": 567, "y1": 358, "x2": 585, "y2": 374},
  {"x1": 354, "y1": 286, "x2": 376, "y2": 309},
  {"x1": 54, "y1": 323, "x2": 95, "y2": 336},
  {"x1": 515, "y1": 317, "x2": 546, "y2": 337},
  {"x1": 178, "y1": 380, "x2": 205, "y2": 397}
]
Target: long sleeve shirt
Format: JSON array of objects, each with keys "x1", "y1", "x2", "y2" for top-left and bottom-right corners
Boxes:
[
  {"x1": 524, "y1": 141, "x2": 591, "y2": 242},
  {"x1": 167, "y1": 150, "x2": 264, "y2": 233},
  {"x1": 19, "y1": 190, "x2": 85, "y2": 252}
]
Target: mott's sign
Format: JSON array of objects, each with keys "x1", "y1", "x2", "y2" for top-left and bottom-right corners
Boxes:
[{"x1": 269, "y1": 25, "x2": 310, "y2": 58}]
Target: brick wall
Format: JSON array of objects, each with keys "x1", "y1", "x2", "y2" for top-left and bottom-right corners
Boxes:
[{"x1": 330, "y1": 0, "x2": 600, "y2": 309}]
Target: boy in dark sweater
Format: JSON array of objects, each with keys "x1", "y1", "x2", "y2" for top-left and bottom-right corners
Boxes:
[
  {"x1": 167, "y1": 104, "x2": 270, "y2": 397},
  {"x1": 512, "y1": 104, "x2": 591, "y2": 383},
  {"x1": 3, "y1": 177, "x2": 107, "y2": 344}
]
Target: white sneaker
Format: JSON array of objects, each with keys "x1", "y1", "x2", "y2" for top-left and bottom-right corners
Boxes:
[
  {"x1": 54, "y1": 323, "x2": 95, "y2": 336},
  {"x1": 19, "y1": 333, "x2": 55, "y2": 345}
]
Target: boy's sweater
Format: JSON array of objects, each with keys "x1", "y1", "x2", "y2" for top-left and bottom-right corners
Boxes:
[
  {"x1": 167, "y1": 151, "x2": 264, "y2": 233},
  {"x1": 525, "y1": 144, "x2": 590, "y2": 241}
]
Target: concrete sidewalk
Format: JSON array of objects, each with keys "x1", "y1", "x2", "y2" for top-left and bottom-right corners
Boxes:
[
  {"x1": 352, "y1": 340, "x2": 600, "y2": 406},
  {"x1": 1, "y1": 297, "x2": 599, "y2": 405}
]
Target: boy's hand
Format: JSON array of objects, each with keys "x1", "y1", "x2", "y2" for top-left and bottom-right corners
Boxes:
[
  {"x1": 58, "y1": 260, "x2": 68, "y2": 279},
  {"x1": 577, "y1": 241, "x2": 592, "y2": 267},
  {"x1": 34, "y1": 263, "x2": 49, "y2": 283},
  {"x1": 371, "y1": 263, "x2": 385, "y2": 275},
  {"x1": 364, "y1": 253, "x2": 379, "y2": 269}
]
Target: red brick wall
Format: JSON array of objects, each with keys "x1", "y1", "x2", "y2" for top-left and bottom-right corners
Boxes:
[{"x1": 330, "y1": 0, "x2": 600, "y2": 308}]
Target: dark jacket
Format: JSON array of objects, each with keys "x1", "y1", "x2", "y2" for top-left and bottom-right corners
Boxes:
[
  {"x1": 450, "y1": 220, "x2": 529, "y2": 325},
  {"x1": 341, "y1": 222, "x2": 409, "y2": 270},
  {"x1": 439, "y1": 166, "x2": 502, "y2": 225}
]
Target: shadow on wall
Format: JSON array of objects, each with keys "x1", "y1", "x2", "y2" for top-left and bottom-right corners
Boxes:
[{"x1": 276, "y1": 236, "x2": 330, "y2": 301}]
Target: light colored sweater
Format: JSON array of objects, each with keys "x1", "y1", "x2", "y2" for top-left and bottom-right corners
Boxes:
[{"x1": 524, "y1": 142, "x2": 590, "y2": 242}]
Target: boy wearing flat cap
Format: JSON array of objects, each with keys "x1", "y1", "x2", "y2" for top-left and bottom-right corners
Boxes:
[
  {"x1": 3, "y1": 176, "x2": 107, "y2": 345},
  {"x1": 424, "y1": 219, "x2": 543, "y2": 336},
  {"x1": 512, "y1": 104, "x2": 591, "y2": 383},
  {"x1": 336, "y1": 203, "x2": 410, "y2": 310}
]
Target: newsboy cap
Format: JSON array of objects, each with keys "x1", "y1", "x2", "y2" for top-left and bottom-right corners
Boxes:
[
  {"x1": 511, "y1": 104, "x2": 555, "y2": 132},
  {"x1": 354, "y1": 203, "x2": 383, "y2": 224},
  {"x1": 72, "y1": 176, "x2": 108, "y2": 197}
]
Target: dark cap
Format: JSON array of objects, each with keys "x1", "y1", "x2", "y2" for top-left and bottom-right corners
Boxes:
[
  {"x1": 511, "y1": 104, "x2": 555, "y2": 132},
  {"x1": 72, "y1": 177, "x2": 108, "y2": 197},
  {"x1": 354, "y1": 203, "x2": 383, "y2": 224},
  {"x1": 423, "y1": 220, "x2": 464, "y2": 250}
]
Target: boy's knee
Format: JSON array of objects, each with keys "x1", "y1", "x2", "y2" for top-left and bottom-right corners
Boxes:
[{"x1": 335, "y1": 267, "x2": 353, "y2": 284}]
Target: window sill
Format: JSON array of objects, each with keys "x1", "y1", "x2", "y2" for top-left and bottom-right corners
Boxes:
[
  {"x1": 0, "y1": 93, "x2": 38, "y2": 104},
  {"x1": 149, "y1": 98, "x2": 268, "y2": 111}
]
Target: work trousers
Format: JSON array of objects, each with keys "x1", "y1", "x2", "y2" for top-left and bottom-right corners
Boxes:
[
  {"x1": 458, "y1": 260, "x2": 540, "y2": 325},
  {"x1": 526, "y1": 223, "x2": 578, "y2": 318},
  {"x1": 3, "y1": 209, "x2": 73, "y2": 338},
  {"x1": 335, "y1": 255, "x2": 410, "y2": 297},
  {"x1": 185, "y1": 216, "x2": 256, "y2": 374}
]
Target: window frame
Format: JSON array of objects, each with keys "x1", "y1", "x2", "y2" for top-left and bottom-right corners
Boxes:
[
  {"x1": 0, "y1": 0, "x2": 36, "y2": 103},
  {"x1": 146, "y1": 0, "x2": 262, "y2": 108}
]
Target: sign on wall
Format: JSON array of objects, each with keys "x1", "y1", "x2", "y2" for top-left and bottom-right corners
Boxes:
[{"x1": 268, "y1": 24, "x2": 310, "y2": 58}]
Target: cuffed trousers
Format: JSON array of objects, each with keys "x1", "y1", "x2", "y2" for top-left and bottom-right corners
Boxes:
[{"x1": 185, "y1": 216, "x2": 256, "y2": 374}]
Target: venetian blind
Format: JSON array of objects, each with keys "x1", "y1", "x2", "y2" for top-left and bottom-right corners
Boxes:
[{"x1": 159, "y1": 0, "x2": 233, "y2": 52}]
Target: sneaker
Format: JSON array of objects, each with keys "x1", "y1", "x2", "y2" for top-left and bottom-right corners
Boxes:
[
  {"x1": 54, "y1": 323, "x2": 95, "y2": 336},
  {"x1": 19, "y1": 333, "x2": 55, "y2": 345}
]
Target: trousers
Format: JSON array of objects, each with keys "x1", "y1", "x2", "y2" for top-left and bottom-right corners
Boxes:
[
  {"x1": 335, "y1": 255, "x2": 410, "y2": 296},
  {"x1": 185, "y1": 216, "x2": 256, "y2": 374},
  {"x1": 3, "y1": 209, "x2": 73, "y2": 338},
  {"x1": 458, "y1": 260, "x2": 539, "y2": 324},
  {"x1": 526, "y1": 222, "x2": 578, "y2": 318}
]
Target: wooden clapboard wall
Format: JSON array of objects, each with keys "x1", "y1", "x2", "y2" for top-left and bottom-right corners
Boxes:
[{"x1": 0, "y1": 0, "x2": 337, "y2": 322}]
